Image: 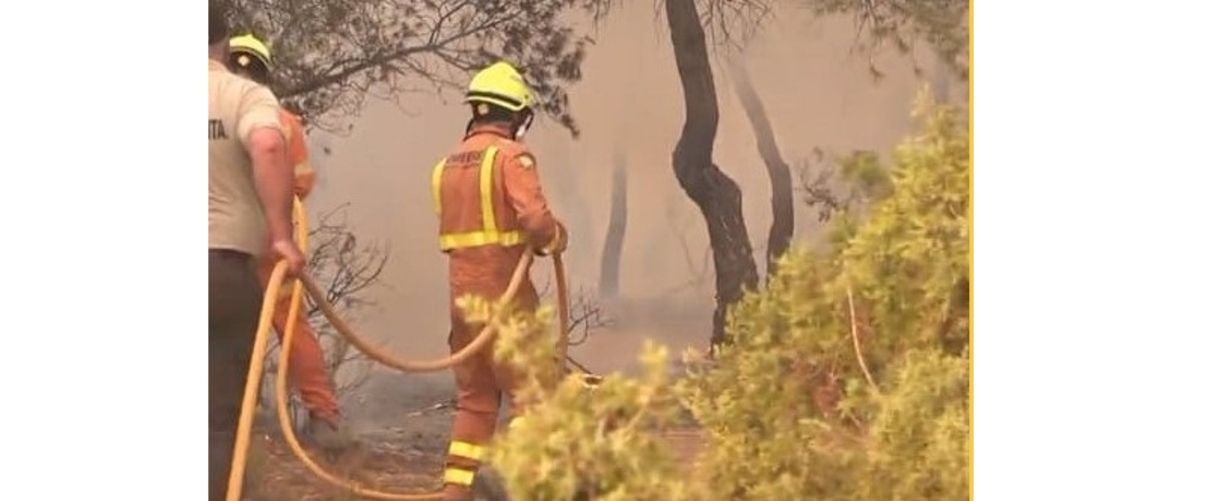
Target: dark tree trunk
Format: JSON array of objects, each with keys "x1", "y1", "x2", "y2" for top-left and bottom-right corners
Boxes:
[
  {"x1": 665, "y1": 0, "x2": 760, "y2": 349},
  {"x1": 727, "y1": 58, "x2": 794, "y2": 281},
  {"x1": 598, "y1": 152, "x2": 628, "y2": 299}
]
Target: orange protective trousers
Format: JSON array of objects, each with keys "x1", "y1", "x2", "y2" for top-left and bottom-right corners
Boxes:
[
  {"x1": 255, "y1": 109, "x2": 339, "y2": 423},
  {"x1": 256, "y1": 261, "x2": 341, "y2": 423},
  {"x1": 444, "y1": 248, "x2": 538, "y2": 500}
]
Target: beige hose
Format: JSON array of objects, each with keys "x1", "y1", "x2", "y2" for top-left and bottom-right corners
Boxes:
[
  {"x1": 275, "y1": 262, "x2": 448, "y2": 499},
  {"x1": 553, "y1": 255, "x2": 570, "y2": 371},
  {"x1": 298, "y1": 249, "x2": 534, "y2": 373},
  {"x1": 228, "y1": 197, "x2": 564, "y2": 500},
  {"x1": 226, "y1": 197, "x2": 311, "y2": 501}
]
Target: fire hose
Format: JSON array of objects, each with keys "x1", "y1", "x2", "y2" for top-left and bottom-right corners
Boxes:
[{"x1": 226, "y1": 198, "x2": 585, "y2": 500}]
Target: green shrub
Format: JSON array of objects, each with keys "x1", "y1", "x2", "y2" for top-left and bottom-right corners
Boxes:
[
  {"x1": 457, "y1": 296, "x2": 687, "y2": 501},
  {"x1": 683, "y1": 94, "x2": 970, "y2": 500},
  {"x1": 473, "y1": 93, "x2": 969, "y2": 501}
]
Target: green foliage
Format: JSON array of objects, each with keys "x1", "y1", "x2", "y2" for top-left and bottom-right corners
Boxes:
[
  {"x1": 683, "y1": 96, "x2": 969, "y2": 500},
  {"x1": 697, "y1": 0, "x2": 968, "y2": 80},
  {"x1": 860, "y1": 349, "x2": 969, "y2": 501},
  {"x1": 458, "y1": 294, "x2": 564, "y2": 401},
  {"x1": 840, "y1": 150, "x2": 892, "y2": 200},
  {"x1": 457, "y1": 96, "x2": 968, "y2": 501},
  {"x1": 457, "y1": 296, "x2": 688, "y2": 500}
]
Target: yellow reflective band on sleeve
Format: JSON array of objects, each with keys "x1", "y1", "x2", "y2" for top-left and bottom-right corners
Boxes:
[
  {"x1": 431, "y1": 158, "x2": 448, "y2": 215},
  {"x1": 479, "y1": 146, "x2": 499, "y2": 232},
  {"x1": 444, "y1": 467, "x2": 476, "y2": 486},
  {"x1": 448, "y1": 441, "x2": 486, "y2": 461}
]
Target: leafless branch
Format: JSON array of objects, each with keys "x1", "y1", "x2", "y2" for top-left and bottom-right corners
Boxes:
[
  {"x1": 698, "y1": 0, "x2": 773, "y2": 50},
  {"x1": 566, "y1": 287, "x2": 614, "y2": 346},
  {"x1": 536, "y1": 281, "x2": 613, "y2": 347},
  {"x1": 795, "y1": 148, "x2": 847, "y2": 223},
  {"x1": 811, "y1": 0, "x2": 969, "y2": 80},
  {"x1": 794, "y1": 146, "x2": 890, "y2": 227},
  {"x1": 260, "y1": 203, "x2": 390, "y2": 411}
]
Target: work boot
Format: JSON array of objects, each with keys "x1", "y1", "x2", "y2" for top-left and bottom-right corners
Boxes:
[
  {"x1": 301, "y1": 414, "x2": 356, "y2": 454},
  {"x1": 473, "y1": 465, "x2": 510, "y2": 501}
]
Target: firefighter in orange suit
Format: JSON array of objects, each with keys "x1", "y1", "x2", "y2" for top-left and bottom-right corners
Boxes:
[
  {"x1": 228, "y1": 34, "x2": 347, "y2": 449},
  {"x1": 432, "y1": 61, "x2": 568, "y2": 500}
]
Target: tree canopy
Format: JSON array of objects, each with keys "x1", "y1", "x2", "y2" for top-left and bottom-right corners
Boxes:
[{"x1": 219, "y1": 0, "x2": 611, "y2": 135}]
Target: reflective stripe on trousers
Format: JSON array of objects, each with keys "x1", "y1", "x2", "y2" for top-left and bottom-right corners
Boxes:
[
  {"x1": 444, "y1": 467, "x2": 475, "y2": 487},
  {"x1": 444, "y1": 440, "x2": 485, "y2": 487},
  {"x1": 449, "y1": 440, "x2": 486, "y2": 461}
]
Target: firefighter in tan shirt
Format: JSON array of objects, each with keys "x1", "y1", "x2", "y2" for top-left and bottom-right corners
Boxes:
[
  {"x1": 208, "y1": 6, "x2": 303, "y2": 501},
  {"x1": 431, "y1": 61, "x2": 567, "y2": 500},
  {"x1": 226, "y1": 32, "x2": 349, "y2": 451}
]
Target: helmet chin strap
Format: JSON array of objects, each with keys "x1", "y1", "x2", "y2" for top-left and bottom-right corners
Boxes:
[{"x1": 514, "y1": 111, "x2": 535, "y2": 139}]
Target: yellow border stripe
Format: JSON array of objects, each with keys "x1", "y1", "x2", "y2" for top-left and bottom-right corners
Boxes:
[
  {"x1": 479, "y1": 146, "x2": 499, "y2": 232},
  {"x1": 449, "y1": 441, "x2": 486, "y2": 461},
  {"x1": 431, "y1": 158, "x2": 447, "y2": 215}
]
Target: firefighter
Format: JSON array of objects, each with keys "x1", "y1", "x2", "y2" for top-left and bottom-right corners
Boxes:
[
  {"x1": 228, "y1": 33, "x2": 349, "y2": 450},
  {"x1": 208, "y1": 6, "x2": 303, "y2": 499},
  {"x1": 431, "y1": 61, "x2": 568, "y2": 500}
]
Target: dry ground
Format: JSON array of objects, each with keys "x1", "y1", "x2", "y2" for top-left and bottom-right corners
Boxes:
[
  {"x1": 245, "y1": 419, "x2": 706, "y2": 501},
  {"x1": 244, "y1": 390, "x2": 706, "y2": 501},
  {"x1": 244, "y1": 296, "x2": 712, "y2": 500}
]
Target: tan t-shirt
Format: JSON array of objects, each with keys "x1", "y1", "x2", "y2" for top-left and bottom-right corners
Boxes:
[{"x1": 209, "y1": 59, "x2": 283, "y2": 256}]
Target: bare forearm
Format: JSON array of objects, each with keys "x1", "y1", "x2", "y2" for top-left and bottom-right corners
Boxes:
[{"x1": 249, "y1": 129, "x2": 294, "y2": 243}]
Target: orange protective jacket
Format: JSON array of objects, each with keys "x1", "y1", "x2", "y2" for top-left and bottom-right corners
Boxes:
[
  {"x1": 434, "y1": 123, "x2": 565, "y2": 311},
  {"x1": 281, "y1": 110, "x2": 316, "y2": 198}
]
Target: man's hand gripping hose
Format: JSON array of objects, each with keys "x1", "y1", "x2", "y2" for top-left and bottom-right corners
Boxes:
[{"x1": 226, "y1": 199, "x2": 594, "y2": 500}]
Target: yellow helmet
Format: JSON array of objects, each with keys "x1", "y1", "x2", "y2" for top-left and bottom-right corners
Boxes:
[
  {"x1": 229, "y1": 33, "x2": 272, "y2": 68},
  {"x1": 465, "y1": 62, "x2": 533, "y2": 112}
]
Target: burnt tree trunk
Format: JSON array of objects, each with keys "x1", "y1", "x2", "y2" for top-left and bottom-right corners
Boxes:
[
  {"x1": 727, "y1": 58, "x2": 794, "y2": 280},
  {"x1": 666, "y1": 0, "x2": 760, "y2": 349},
  {"x1": 598, "y1": 152, "x2": 628, "y2": 299}
]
